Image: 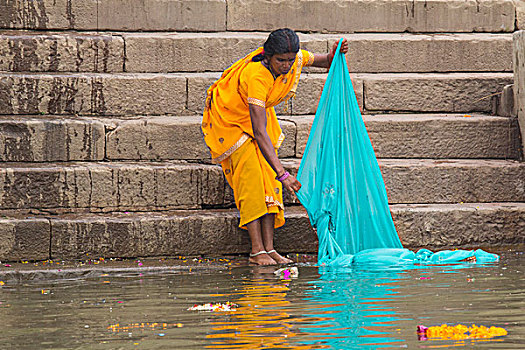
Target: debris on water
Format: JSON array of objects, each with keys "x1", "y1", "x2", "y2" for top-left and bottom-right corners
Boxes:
[
  {"x1": 107, "y1": 322, "x2": 183, "y2": 333},
  {"x1": 188, "y1": 302, "x2": 237, "y2": 312},
  {"x1": 274, "y1": 266, "x2": 298, "y2": 279},
  {"x1": 417, "y1": 324, "x2": 507, "y2": 341}
]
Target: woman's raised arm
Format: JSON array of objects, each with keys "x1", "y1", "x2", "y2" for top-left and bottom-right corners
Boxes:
[{"x1": 311, "y1": 38, "x2": 349, "y2": 69}]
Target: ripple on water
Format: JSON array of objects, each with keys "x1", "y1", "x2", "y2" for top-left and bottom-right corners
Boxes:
[{"x1": 0, "y1": 251, "x2": 523, "y2": 349}]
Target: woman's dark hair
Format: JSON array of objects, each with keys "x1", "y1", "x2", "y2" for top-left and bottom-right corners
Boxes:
[{"x1": 253, "y1": 28, "x2": 300, "y2": 62}]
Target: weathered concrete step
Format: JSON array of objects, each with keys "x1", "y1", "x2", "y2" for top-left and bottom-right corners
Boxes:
[
  {"x1": 0, "y1": 0, "x2": 516, "y2": 33},
  {"x1": 0, "y1": 0, "x2": 227, "y2": 32},
  {"x1": 1, "y1": 31, "x2": 512, "y2": 73},
  {"x1": 228, "y1": 0, "x2": 517, "y2": 33},
  {"x1": 0, "y1": 116, "x2": 105, "y2": 162},
  {"x1": 370, "y1": 158, "x2": 525, "y2": 205},
  {"x1": 0, "y1": 159, "x2": 523, "y2": 211},
  {"x1": 1, "y1": 203, "x2": 523, "y2": 260},
  {"x1": 0, "y1": 161, "x2": 234, "y2": 212},
  {"x1": 0, "y1": 31, "x2": 125, "y2": 72},
  {"x1": 291, "y1": 114, "x2": 522, "y2": 160},
  {"x1": 515, "y1": 31, "x2": 525, "y2": 158},
  {"x1": 1, "y1": 114, "x2": 520, "y2": 162},
  {"x1": 283, "y1": 158, "x2": 525, "y2": 205},
  {"x1": 124, "y1": 32, "x2": 512, "y2": 73},
  {"x1": 0, "y1": 72, "x2": 513, "y2": 115},
  {"x1": 102, "y1": 114, "x2": 523, "y2": 161},
  {"x1": 0, "y1": 72, "x2": 187, "y2": 116}
]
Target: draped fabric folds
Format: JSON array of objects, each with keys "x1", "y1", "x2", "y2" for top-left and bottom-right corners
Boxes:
[{"x1": 296, "y1": 40, "x2": 498, "y2": 266}]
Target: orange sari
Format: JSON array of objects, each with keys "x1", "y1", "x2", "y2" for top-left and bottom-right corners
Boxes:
[{"x1": 202, "y1": 48, "x2": 314, "y2": 228}]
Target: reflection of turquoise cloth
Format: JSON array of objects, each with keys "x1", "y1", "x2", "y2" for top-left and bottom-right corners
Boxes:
[
  {"x1": 296, "y1": 40, "x2": 498, "y2": 266},
  {"x1": 298, "y1": 268, "x2": 404, "y2": 349}
]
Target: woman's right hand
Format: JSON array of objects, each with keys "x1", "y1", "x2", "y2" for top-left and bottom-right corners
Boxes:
[{"x1": 282, "y1": 174, "x2": 302, "y2": 193}]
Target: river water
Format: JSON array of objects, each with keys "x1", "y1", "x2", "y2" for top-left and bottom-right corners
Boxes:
[{"x1": 0, "y1": 249, "x2": 523, "y2": 349}]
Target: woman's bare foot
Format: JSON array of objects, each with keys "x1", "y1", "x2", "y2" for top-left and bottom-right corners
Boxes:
[
  {"x1": 267, "y1": 250, "x2": 293, "y2": 264},
  {"x1": 249, "y1": 251, "x2": 277, "y2": 265}
]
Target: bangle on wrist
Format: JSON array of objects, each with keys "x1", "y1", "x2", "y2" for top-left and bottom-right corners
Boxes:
[{"x1": 275, "y1": 171, "x2": 290, "y2": 182}]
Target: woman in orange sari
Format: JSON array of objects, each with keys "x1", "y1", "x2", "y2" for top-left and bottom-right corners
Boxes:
[{"x1": 202, "y1": 28, "x2": 348, "y2": 265}]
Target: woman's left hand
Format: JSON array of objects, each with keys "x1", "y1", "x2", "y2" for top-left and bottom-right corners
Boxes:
[
  {"x1": 282, "y1": 175, "x2": 302, "y2": 193},
  {"x1": 330, "y1": 38, "x2": 349, "y2": 56}
]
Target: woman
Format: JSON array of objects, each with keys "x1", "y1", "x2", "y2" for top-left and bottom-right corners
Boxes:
[{"x1": 202, "y1": 28, "x2": 348, "y2": 265}]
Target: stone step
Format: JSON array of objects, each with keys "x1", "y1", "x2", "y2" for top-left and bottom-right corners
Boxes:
[
  {"x1": 0, "y1": 0, "x2": 516, "y2": 33},
  {"x1": 0, "y1": 72, "x2": 513, "y2": 115},
  {"x1": 0, "y1": 31, "x2": 512, "y2": 73},
  {"x1": 3, "y1": 114, "x2": 517, "y2": 162},
  {"x1": 125, "y1": 32, "x2": 513, "y2": 73},
  {"x1": 0, "y1": 0, "x2": 227, "y2": 32},
  {"x1": 103, "y1": 114, "x2": 523, "y2": 161},
  {"x1": 290, "y1": 114, "x2": 522, "y2": 160},
  {"x1": 1, "y1": 203, "x2": 523, "y2": 260},
  {"x1": 0, "y1": 31, "x2": 125, "y2": 72},
  {"x1": 0, "y1": 159, "x2": 523, "y2": 211},
  {"x1": 227, "y1": 0, "x2": 517, "y2": 33},
  {"x1": 0, "y1": 116, "x2": 106, "y2": 162}
]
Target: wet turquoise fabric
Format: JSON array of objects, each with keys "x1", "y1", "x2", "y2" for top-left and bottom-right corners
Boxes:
[{"x1": 296, "y1": 40, "x2": 498, "y2": 266}]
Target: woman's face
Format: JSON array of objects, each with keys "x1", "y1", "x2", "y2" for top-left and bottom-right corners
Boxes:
[{"x1": 268, "y1": 52, "x2": 296, "y2": 76}]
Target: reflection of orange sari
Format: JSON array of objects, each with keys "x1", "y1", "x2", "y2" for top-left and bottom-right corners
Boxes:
[
  {"x1": 206, "y1": 278, "x2": 325, "y2": 350},
  {"x1": 202, "y1": 48, "x2": 314, "y2": 228}
]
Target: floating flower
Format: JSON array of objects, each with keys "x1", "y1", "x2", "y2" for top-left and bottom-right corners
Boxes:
[
  {"x1": 417, "y1": 324, "x2": 507, "y2": 341},
  {"x1": 274, "y1": 267, "x2": 299, "y2": 279},
  {"x1": 187, "y1": 302, "x2": 237, "y2": 312},
  {"x1": 107, "y1": 322, "x2": 181, "y2": 333}
]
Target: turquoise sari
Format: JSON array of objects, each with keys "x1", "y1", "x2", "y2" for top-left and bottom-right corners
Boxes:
[{"x1": 296, "y1": 40, "x2": 498, "y2": 267}]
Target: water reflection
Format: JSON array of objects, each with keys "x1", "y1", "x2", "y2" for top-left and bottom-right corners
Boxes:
[
  {"x1": 205, "y1": 262, "x2": 512, "y2": 349},
  {"x1": 0, "y1": 251, "x2": 522, "y2": 349},
  {"x1": 297, "y1": 267, "x2": 405, "y2": 349},
  {"x1": 207, "y1": 266, "x2": 328, "y2": 349},
  {"x1": 205, "y1": 265, "x2": 405, "y2": 349}
]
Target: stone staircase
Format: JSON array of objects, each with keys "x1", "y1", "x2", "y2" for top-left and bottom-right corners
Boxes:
[{"x1": 1, "y1": 0, "x2": 524, "y2": 261}]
